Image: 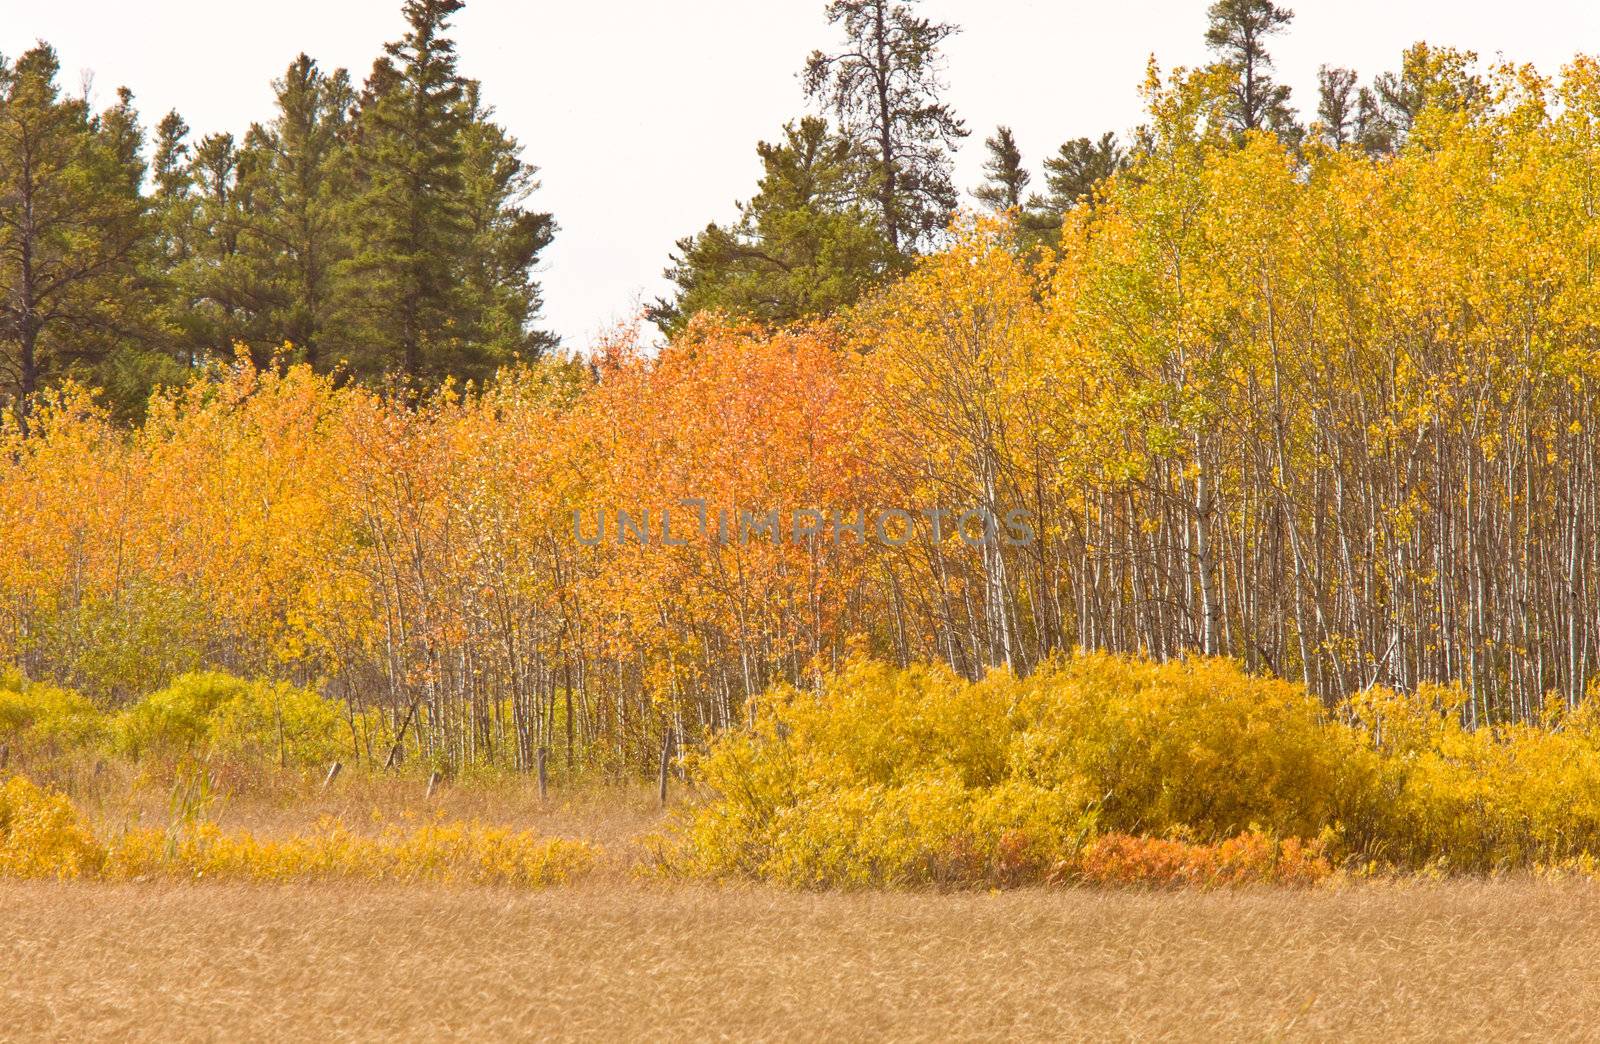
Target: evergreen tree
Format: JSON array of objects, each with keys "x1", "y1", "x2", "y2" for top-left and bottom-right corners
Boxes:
[
  {"x1": 804, "y1": 0, "x2": 968, "y2": 253},
  {"x1": 339, "y1": 0, "x2": 554, "y2": 385},
  {"x1": 1204, "y1": 0, "x2": 1299, "y2": 140},
  {"x1": 650, "y1": 116, "x2": 893, "y2": 337},
  {"x1": 1315, "y1": 66, "x2": 1358, "y2": 147},
  {"x1": 457, "y1": 82, "x2": 557, "y2": 364},
  {"x1": 1030, "y1": 132, "x2": 1126, "y2": 225},
  {"x1": 161, "y1": 129, "x2": 285, "y2": 367},
  {"x1": 973, "y1": 125, "x2": 1029, "y2": 211},
  {"x1": 144, "y1": 109, "x2": 200, "y2": 374},
  {"x1": 339, "y1": 0, "x2": 473, "y2": 383},
  {"x1": 0, "y1": 46, "x2": 160, "y2": 428},
  {"x1": 247, "y1": 55, "x2": 356, "y2": 369},
  {"x1": 152, "y1": 110, "x2": 191, "y2": 201},
  {"x1": 149, "y1": 111, "x2": 197, "y2": 292}
]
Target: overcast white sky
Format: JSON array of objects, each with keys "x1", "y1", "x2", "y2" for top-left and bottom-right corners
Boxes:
[{"x1": 4, "y1": 1, "x2": 1599, "y2": 349}]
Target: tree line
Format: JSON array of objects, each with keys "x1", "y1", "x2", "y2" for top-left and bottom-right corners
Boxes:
[
  {"x1": 3, "y1": 0, "x2": 1488, "y2": 415},
  {"x1": 3, "y1": 0, "x2": 1596, "y2": 773},
  {"x1": 3, "y1": 47, "x2": 1598, "y2": 770},
  {"x1": 651, "y1": 0, "x2": 1457, "y2": 334},
  {"x1": 0, "y1": 0, "x2": 554, "y2": 428}
]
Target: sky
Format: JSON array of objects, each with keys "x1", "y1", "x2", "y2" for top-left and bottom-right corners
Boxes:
[{"x1": 4, "y1": 0, "x2": 1600, "y2": 350}]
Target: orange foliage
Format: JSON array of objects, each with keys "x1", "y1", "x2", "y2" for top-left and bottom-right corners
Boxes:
[{"x1": 1065, "y1": 831, "x2": 1333, "y2": 888}]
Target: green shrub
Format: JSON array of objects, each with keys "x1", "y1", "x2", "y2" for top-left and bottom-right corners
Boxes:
[{"x1": 114, "y1": 671, "x2": 345, "y2": 766}]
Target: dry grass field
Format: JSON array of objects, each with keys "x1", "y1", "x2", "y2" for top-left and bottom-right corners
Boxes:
[
  {"x1": 4, "y1": 877, "x2": 1600, "y2": 1041},
  {"x1": 7, "y1": 769, "x2": 1600, "y2": 1040}
]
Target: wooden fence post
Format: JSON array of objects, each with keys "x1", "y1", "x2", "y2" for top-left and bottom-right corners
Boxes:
[
  {"x1": 322, "y1": 761, "x2": 342, "y2": 789},
  {"x1": 426, "y1": 769, "x2": 442, "y2": 800},
  {"x1": 537, "y1": 746, "x2": 548, "y2": 801}
]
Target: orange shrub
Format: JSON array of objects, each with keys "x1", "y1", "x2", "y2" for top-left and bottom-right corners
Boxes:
[{"x1": 1064, "y1": 830, "x2": 1333, "y2": 888}]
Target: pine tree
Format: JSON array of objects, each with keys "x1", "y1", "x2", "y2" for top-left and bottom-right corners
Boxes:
[
  {"x1": 248, "y1": 55, "x2": 356, "y2": 369},
  {"x1": 1314, "y1": 66, "x2": 1358, "y2": 146},
  {"x1": 1204, "y1": 0, "x2": 1299, "y2": 140},
  {"x1": 149, "y1": 111, "x2": 198, "y2": 279},
  {"x1": 339, "y1": 0, "x2": 474, "y2": 383},
  {"x1": 339, "y1": 0, "x2": 553, "y2": 385},
  {"x1": 0, "y1": 46, "x2": 158, "y2": 428},
  {"x1": 650, "y1": 116, "x2": 892, "y2": 337},
  {"x1": 973, "y1": 126, "x2": 1029, "y2": 211},
  {"x1": 457, "y1": 82, "x2": 557, "y2": 364},
  {"x1": 804, "y1": 0, "x2": 968, "y2": 253},
  {"x1": 164, "y1": 129, "x2": 282, "y2": 367},
  {"x1": 152, "y1": 111, "x2": 190, "y2": 200},
  {"x1": 1031, "y1": 132, "x2": 1126, "y2": 223}
]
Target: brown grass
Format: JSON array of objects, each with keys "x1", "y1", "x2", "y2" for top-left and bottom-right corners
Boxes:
[
  {"x1": 3, "y1": 877, "x2": 1600, "y2": 1040},
  {"x1": 9, "y1": 763, "x2": 1600, "y2": 1038}
]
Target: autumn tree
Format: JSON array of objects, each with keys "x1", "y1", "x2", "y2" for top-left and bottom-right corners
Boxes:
[
  {"x1": 804, "y1": 0, "x2": 968, "y2": 253},
  {"x1": 1370, "y1": 43, "x2": 1485, "y2": 147}
]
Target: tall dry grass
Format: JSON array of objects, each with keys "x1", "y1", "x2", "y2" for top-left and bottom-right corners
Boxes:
[{"x1": 9, "y1": 752, "x2": 662, "y2": 868}]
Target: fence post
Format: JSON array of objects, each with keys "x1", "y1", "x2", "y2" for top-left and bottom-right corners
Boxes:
[
  {"x1": 537, "y1": 746, "x2": 549, "y2": 801},
  {"x1": 322, "y1": 760, "x2": 342, "y2": 789},
  {"x1": 426, "y1": 769, "x2": 442, "y2": 800}
]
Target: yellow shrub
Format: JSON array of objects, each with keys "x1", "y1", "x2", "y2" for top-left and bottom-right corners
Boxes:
[
  {"x1": 668, "y1": 660, "x2": 1025, "y2": 887},
  {"x1": 0, "y1": 768, "x2": 598, "y2": 889},
  {"x1": 671, "y1": 653, "x2": 1600, "y2": 885},
  {"x1": 1013, "y1": 654, "x2": 1369, "y2": 840},
  {"x1": 0, "y1": 776, "x2": 106, "y2": 879},
  {"x1": 752, "y1": 773, "x2": 977, "y2": 888},
  {"x1": 669, "y1": 654, "x2": 1367, "y2": 887},
  {"x1": 1354, "y1": 720, "x2": 1600, "y2": 870}
]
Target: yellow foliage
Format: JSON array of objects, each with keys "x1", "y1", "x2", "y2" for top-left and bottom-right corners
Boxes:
[
  {"x1": 103, "y1": 816, "x2": 599, "y2": 887},
  {"x1": 668, "y1": 653, "x2": 1600, "y2": 886},
  {"x1": 113, "y1": 671, "x2": 345, "y2": 766},
  {"x1": 0, "y1": 678, "x2": 107, "y2": 754},
  {"x1": 0, "y1": 776, "x2": 105, "y2": 879},
  {"x1": 1342, "y1": 688, "x2": 1600, "y2": 869},
  {"x1": 0, "y1": 773, "x2": 597, "y2": 888}
]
